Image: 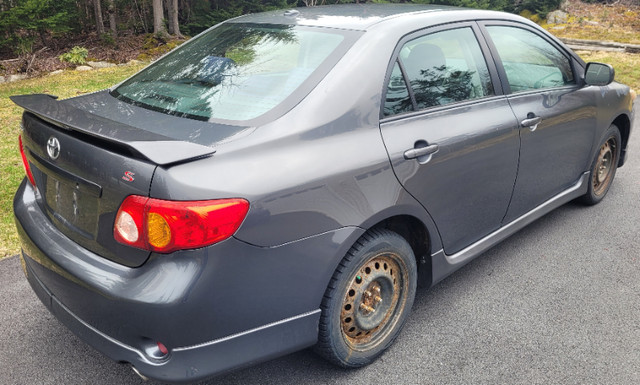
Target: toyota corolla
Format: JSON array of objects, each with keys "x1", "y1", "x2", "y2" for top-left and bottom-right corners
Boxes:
[{"x1": 12, "y1": 4, "x2": 634, "y2": 383}]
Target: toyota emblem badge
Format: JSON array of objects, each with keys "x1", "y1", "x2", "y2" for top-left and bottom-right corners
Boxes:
[{"x1": 47, "y1": 137, "x2": 60, "y2": 160}]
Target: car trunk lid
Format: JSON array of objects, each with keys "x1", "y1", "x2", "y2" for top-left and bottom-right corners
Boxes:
[{"x1": 12, "y1": 94, "x2": 217, "y2": 267}]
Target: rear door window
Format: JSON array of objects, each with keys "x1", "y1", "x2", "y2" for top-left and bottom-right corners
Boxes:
[
  {"x1": 384, "y1": 61, "x2": 413, "y2": 116},
  {"x1": 383, "y1": 27, "x2": 494, "y2": 116}
]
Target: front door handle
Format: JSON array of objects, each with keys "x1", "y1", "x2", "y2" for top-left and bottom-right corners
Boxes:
[
  {"x1": 521, "y1": 114, "x2": 542, "y2": 132},
  {"x1": 404, "y1": 143, "x2": 439, "y2": 160}
]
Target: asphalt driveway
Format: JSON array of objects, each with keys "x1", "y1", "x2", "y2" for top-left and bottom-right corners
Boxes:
[{"x1": 1, "y1": 105, "x2": 638, "y2": 384}]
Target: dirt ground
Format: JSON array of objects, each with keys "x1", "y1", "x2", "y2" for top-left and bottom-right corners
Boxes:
[{"x1": 0, "y1": 33, "x2": 183, "y2": 78}]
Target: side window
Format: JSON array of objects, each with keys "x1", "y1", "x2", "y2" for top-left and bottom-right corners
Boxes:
[
  {"x1": 486, "y1": 26, "x2": 575, "y2": 92},
  {"x1": 384, "y1": 27, "x2": 494, "y2": 116},
  {"x1": 384, "y1": 61, "x2": 413, "y2": 116}
]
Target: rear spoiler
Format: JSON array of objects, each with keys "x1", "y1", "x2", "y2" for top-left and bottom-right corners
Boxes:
[{"x1": 10, "y1": 94, "x2": 216, "y2": 166}]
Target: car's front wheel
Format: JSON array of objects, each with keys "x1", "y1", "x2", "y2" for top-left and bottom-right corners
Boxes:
[
  {"x1": 315, "y1": 229, "x2": 417, "y2": 367},
  {"x1": 580, "y1": 124, "x2": 621, "y2": 205}
]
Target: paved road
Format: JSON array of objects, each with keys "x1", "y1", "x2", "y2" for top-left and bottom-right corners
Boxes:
[{"x1": 1, "y1": 110, "x2": 639, "y2": 385}]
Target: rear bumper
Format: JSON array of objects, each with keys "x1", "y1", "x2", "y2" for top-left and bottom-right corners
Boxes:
[
  {"x1": 23, "y1": 259, "x2": 319, "y2": 382},
  {"x1": 14, "y1": 180, "x2": 361, "y2": 382}
]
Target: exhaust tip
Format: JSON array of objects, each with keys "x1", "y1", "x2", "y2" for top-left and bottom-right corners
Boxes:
[{"x1": 131, "y1": 366, "x2": 149, "y2": 381}]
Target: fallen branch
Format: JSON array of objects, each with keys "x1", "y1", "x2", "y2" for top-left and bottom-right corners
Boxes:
[{"x1": 26, "y1": 47, "x2": 49, "y2": 73}]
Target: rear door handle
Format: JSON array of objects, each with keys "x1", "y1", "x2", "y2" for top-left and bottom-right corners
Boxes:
[
  {"x1": 521, "y1": 115, "x2": 542, "y2": 131},
  {"x1": 404, "y1": 143, "x2": 439, "y2": 160}
]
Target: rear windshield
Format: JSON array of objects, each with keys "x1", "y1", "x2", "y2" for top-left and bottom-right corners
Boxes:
[{"x1": 112, "y1": 23, "x2": 348, "y2": 122}]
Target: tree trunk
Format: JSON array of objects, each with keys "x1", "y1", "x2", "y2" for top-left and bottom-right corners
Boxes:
[
  {"x1": 93, "y1": 0, "x2": 105, "y2": 35},
  {"x1": 106, "y1": 0, "x2": 117, "y2": 37},
  {"x1": 83, "y1": 0, "x2": 91, "y2": 33},
  {"x1": 133, "y1": 0, "x2": 148, "y2": 33},
  {"x1": 167, "y1": 0, "x2": 182, "y2": 37},
  {"x1": 152, "y1": 0, "x2": 168, "y2": 39},
  {"x1": 166, "y1": 0, "x2": 174, "y2": 35}
]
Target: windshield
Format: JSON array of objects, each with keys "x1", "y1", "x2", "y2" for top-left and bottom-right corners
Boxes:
[{"x1": 112, "y1": 23, "x2": 347, "y2": 122}]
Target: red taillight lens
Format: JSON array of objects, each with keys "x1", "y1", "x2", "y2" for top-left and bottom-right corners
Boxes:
[
  {"x1": 114, "y1": 195, "x2": 249, "y2": 253},
  {"x1": 18, "y1": 135, "x2": 36, "y2": 187}
]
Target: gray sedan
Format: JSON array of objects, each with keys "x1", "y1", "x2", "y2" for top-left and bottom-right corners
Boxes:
[{"x1": 12, "y1": 3, "x2": 635, "y2": 383}]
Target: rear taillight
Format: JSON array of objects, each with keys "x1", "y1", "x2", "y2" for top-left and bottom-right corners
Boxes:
[
  {"x1": 18, "y1": 135, "x2": 36, "y2": 187},
  {"x1": 114, "y1": 195, "x2": 249, "y2": 253}
]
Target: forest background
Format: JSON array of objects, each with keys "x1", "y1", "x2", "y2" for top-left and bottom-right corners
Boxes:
[
  {"x1": 1, "y1": 0, "x2": 640, "y2": 75},
  {"x1": 0, "y1": 1, "x2": 630, "y2": 67}
]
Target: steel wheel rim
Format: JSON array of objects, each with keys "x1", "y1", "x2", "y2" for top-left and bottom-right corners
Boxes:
[
  {"x1": 593, "y1": 137, "x2": 616, "y2": 196},
  {"x1": 340, "y1": 253, "x2": 408, "y2": 350}
]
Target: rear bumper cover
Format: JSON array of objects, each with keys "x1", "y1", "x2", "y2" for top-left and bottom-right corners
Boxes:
[
  {"x1": 23, "y1": 260, "x2": 319, "y2": 382},
  {"x1": 14, "y1": 180, "x2": 360, "y2": 382}
]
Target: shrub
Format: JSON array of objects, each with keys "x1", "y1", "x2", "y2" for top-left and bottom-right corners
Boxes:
[
  {"x1": 59, "y1": 46, "x2": 88, "y2": 65},
  {"x1": 100, "y1": 32, "x2": 116, "y2": 47},
  {"x1": 14, "y1": 36, "x2": 35, "y2": 56}
]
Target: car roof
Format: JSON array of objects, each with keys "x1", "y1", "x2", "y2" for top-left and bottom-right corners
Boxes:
[{"x1": 228, "y1": 4, "x2": 516, "y2": 31}]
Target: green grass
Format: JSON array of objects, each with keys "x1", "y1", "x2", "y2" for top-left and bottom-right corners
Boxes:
[
  {"x1": 577, "y1": 51, "x2": 640, "y2": 92},
  {"x1": 0, "y1": 64, "x2": 144, "y2": 258}
]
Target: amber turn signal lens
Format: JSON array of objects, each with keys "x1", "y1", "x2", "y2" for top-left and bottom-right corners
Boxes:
[{"x1": 147, "y1": 212, "x2": 171, "y2": 249}]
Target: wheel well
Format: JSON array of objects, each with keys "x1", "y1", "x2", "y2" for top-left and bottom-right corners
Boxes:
[
  {"x1": 612, "y1": 114, "x2": 630, "y2": 165},
  {"x1": 372, "y1": 215, "x2": 432, "y2": 287}
]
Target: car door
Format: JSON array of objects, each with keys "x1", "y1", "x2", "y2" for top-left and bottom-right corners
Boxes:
[
  {"x1": 379, "y1": 24, "x2": 520, "y2": 255},
  {"x1": 480, "y1": 23, "x2": 597, "y2": 223}
]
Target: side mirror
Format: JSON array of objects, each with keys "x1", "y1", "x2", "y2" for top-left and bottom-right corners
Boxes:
[{"x1": 584, "y1": 62, "x2": 615, "y2": 86}]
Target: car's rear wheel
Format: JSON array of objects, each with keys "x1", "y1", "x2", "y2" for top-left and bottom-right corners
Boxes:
[
  {"x1": 315, "y1": 229, "x2": 417, "y2": 367},
  {"x1": 580, "y1": 124, "x2": 621, "y2": 205}
]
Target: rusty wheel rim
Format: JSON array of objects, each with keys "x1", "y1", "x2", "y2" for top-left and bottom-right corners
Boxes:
[
  {"x1": 340, "y1": 253, "x2": 408, "y2": 350},
  {"x1": 593, "y1": 138, "x2": 616, "y2": 196}
]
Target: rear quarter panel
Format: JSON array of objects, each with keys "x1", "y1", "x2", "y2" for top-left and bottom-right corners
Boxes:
[{"x1": 149, "y1": 26, "x2": 442, "y2": 250}]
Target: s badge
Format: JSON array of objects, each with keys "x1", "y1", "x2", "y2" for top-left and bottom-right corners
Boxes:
[{"x1": 122, "y1": 171, "x2": 135, "y2": 182}]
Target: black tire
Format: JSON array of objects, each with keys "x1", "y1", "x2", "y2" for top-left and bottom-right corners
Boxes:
[
  {"x1": 315, "y1": 229, "x2": 417, "y2": 368},
  {"x1": 579, "y1": 124, "x2": 621, "y2": 205}
]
